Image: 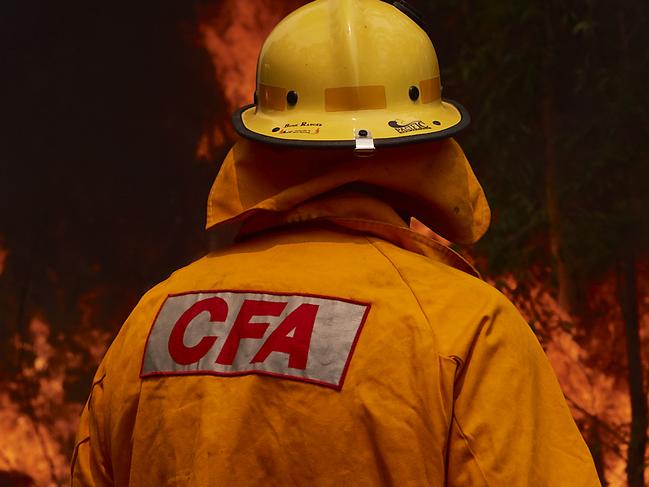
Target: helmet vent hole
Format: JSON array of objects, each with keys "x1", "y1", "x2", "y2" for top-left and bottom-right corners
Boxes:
[
  {"x1": 272, "y1": 127, "x2": 280, "y2": 133},
  {"x1": 287, "y1": 91, "x2": 299, "y2": 106},
  {"x1": 433, "y1": 121, "x2": 442, "y2": 126},
  {"x1": 409, "y1": 86, "x2": 420, "y2": 101}
]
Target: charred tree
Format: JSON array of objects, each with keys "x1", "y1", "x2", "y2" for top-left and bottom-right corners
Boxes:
[
  {"x1": 588, "y1": 418, "x2": 608, "y2": 487},
  {"x1": 541, "y1": 2, "x2": 579, "y2": 317},
  {"x1": 618, "y1": 253, "x2": 646, "y2": 487}
]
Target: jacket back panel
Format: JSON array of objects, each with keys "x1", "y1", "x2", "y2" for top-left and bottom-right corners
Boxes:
[{"x1": 103, "y1": 226, "x2": 460, "y2": 486}]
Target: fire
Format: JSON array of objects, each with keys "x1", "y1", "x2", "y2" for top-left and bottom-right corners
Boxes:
[
  {"x1": 198, "y1": 0, "x2": 305, "y2": 111},
  {"x1": 494, "y1": 269, "x2": 649, "y2": 487},
  {"x1": 0, "y1": 318, "x2": 68, "y2": 486},
  {"x1": 0, "y1": 311, "x2": 112, "y2": 485},
  {"x1": 0, "y1": 394, "x2": 60, "y2": 486},
  {"x1": 195, "y1": 0, "x2": 305, "y2": 159},
  {"x1": 0, "y1": 236, "x2": 8, "y2": 276}
]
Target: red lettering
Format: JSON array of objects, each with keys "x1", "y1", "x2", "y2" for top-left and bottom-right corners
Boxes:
[
  {"x1": 251, "y1": 303, "x2": 318, "y2": 370},
  {"x1": 168, "y1": 297, "x2": 228, "y2": 365},
  {"x1": 216, "y1": 300, "x2": 287, "y2": 365}
]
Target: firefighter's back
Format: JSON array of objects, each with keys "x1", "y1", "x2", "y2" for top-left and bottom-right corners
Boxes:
[{"x1": 99, "y1": 224, "x2": 484, "y2": 486}]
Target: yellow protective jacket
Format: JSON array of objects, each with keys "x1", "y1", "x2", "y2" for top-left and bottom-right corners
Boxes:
[{"x1": 72, "y1": 139, "x2": 600, "y2": 486}]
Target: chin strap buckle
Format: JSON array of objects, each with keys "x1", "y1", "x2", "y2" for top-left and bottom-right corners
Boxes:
[{"x1": 354, "y1": 129, "x2": 375, "y2": 155}]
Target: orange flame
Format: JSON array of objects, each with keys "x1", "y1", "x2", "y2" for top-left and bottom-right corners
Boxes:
[
  {"x1": 0, "y1": 311, "x2": 113, "y2": 485},
  {"x1": 493, "y1": 270, "x2": 649, "y2": 487},
  {"x1": 199, "y1": 0, "x2": 304, "y2": 111},
  {"x1": 0, "y1": 317, "x2": 69, "y2": 485},
  {"x1": 0, "y1": 236, "x2": 8, "y2": 276}
]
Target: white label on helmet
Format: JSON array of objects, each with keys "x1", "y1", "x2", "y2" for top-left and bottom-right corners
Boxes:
[{"x1": 141, "y1": 291, "x2": 371, "y2": 390}]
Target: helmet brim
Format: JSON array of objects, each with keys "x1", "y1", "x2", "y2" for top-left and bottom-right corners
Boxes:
[{"x1": 231, "y1": 99, "x2": 470, "y2": 149}]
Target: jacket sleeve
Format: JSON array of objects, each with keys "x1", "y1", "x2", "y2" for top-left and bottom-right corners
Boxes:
[
  {"x1": 71, "y1": 364, "x2": 113, "y2": 487},
  {"x1": 445, "y1": 293, "x2": 601, "y2": 487}
]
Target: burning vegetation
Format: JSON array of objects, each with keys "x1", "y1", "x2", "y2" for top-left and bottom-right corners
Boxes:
[
  {"x1": 495, "y1": 268, "x2": 649, "y2": 486},
  {"x1": 1, "y1": 1, "x2": 648, "y2": 486}
]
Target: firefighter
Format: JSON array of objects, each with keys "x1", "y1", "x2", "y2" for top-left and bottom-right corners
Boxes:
[{"x1": 72, "y1": 0, "x2": 600, "y2": 485}]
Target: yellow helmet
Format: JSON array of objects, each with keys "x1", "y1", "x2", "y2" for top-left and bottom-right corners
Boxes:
[{"x1": 232, "y1": 0, "x2": 469, "y2": 150}]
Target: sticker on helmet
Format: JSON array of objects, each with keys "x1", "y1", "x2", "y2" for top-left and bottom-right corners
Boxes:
[
  {"x1": 279, "y1": 122, "x2": 323, "y2": 135},
  {"x1": 141, "y1": 291, "x2": 370, "y2": 390},
  {"x1": 388, "y1": 119, "x2": 431, "y2": 134}
]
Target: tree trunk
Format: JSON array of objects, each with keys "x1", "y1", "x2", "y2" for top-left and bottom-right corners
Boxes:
[
  {"x1": 618, "y1": 254, "x2": 647, "y2": 487},
  {"x1": 588, "y1": 418, "x2": 608, "y2": 486},
  {"x1": 541, "y1": 3, "x2": 578, "y2": 317},
  {"x1": 542, "y1": 89, "x2": 574, "y2": 314}
]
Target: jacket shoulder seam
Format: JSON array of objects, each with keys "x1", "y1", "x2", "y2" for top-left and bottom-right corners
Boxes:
[
  {"x1": 70, "y1": 436, "x2": 90, "y2": 483},
  {"x1": 364, "y1": 236, "x2": 445, "y2": 352},
  {"x1": 452, "y1": 415, "x2": 491, "y2": 486}
]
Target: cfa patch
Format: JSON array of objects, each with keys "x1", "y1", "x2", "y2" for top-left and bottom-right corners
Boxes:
[{"x1": 141, "y1": 291, "x2": 371, "y2": 390}]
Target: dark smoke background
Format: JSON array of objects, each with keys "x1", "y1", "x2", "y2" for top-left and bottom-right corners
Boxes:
[
  {"x1": 1, "y1": 2, "x2": 226, "y2": 483},
  {"x1": 1, "y1": 0, "x2": 223, "y2": 394},
  {"x1": 1, "y1": 0, "x2": 648, "y2": 485}
]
